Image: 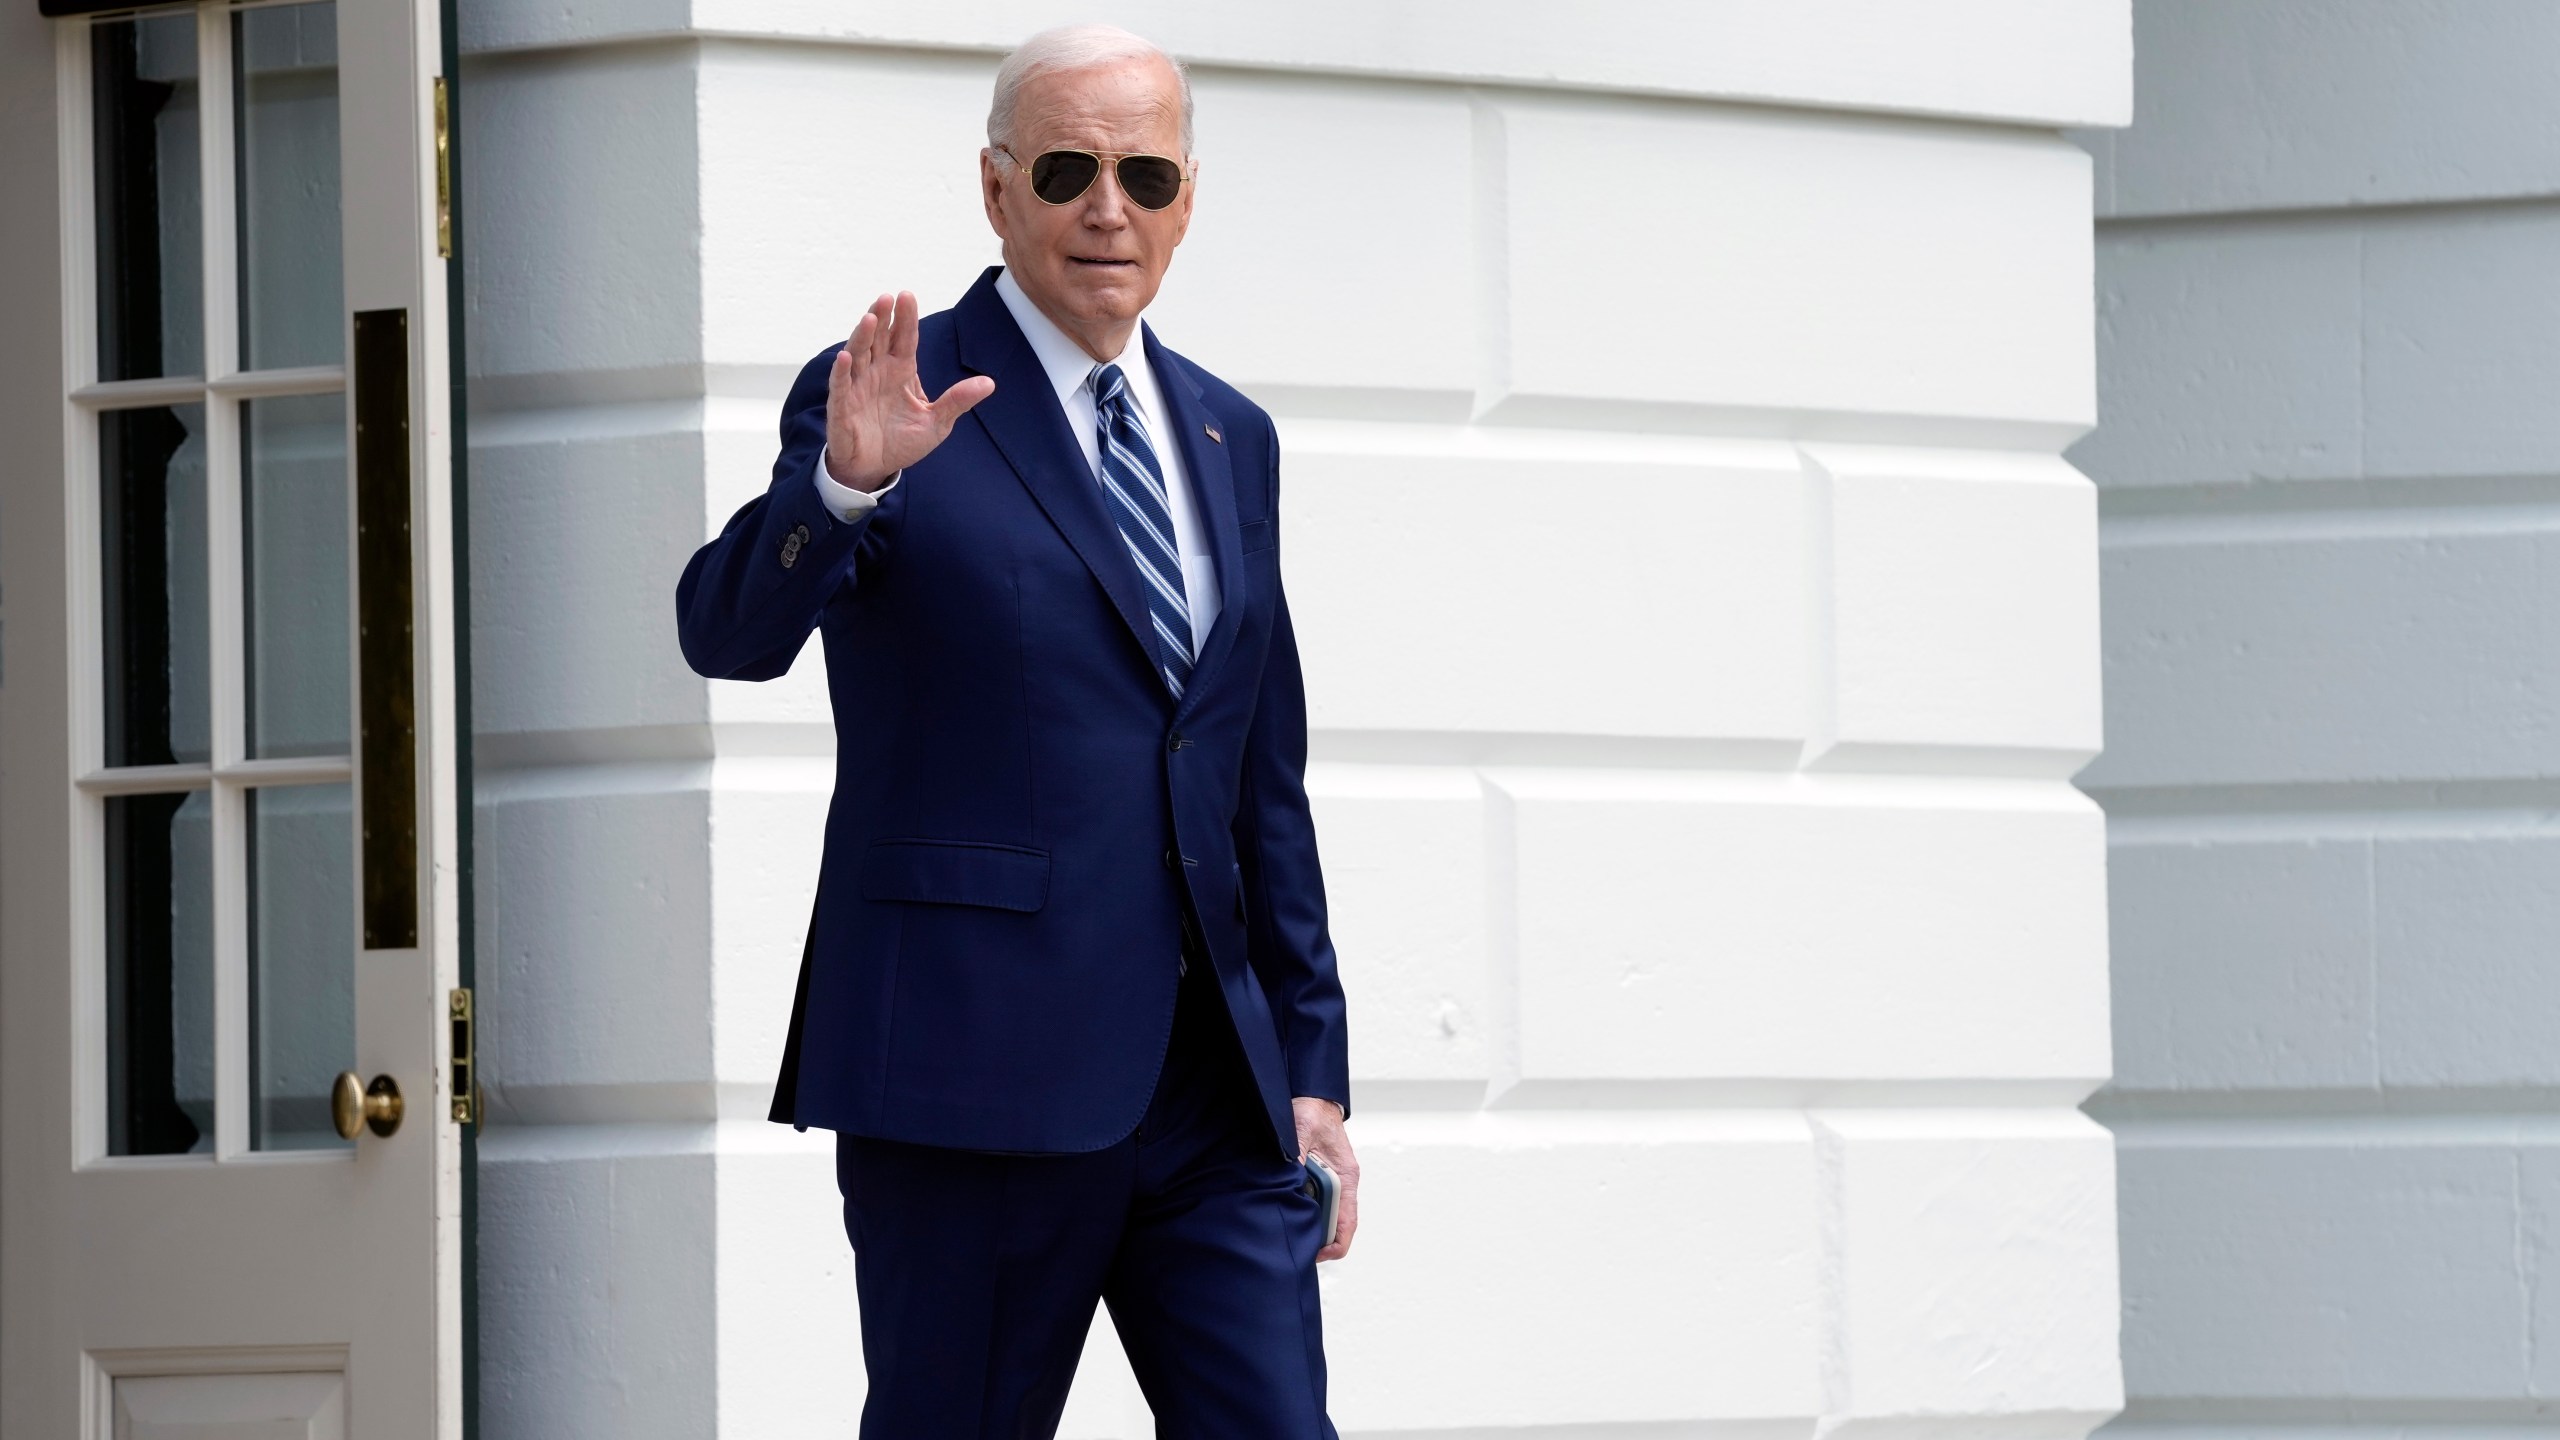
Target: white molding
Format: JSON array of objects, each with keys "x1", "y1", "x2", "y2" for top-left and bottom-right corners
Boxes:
[
  {"x1": 85, "y1": 1344, "x2": 348, "y2": 1440},
  {"x1": 88, "y1": 1343, "x2": 349, "y2": 1375},
  {"x1": 459, "y1": 0, "x2": 2135, "y2": 130},
  {"x1": 68, "y1": 374, "x2": 201, "y2": 409},
  {"x1": 66, "y1": 759, "x2": 352, "y2": 798},
  {"x1": 62, "y1": 369, "x2": 343, "y2": 411}
]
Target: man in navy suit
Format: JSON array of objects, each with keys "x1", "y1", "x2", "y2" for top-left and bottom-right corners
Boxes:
[{"x1": 675, "y1": 23, "x2": 1356, "y2": 1437}]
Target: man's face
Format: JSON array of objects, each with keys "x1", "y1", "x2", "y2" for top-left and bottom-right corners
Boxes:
[{"x1": 982, "y1": 56, "x2": 1193, "y2": 353}]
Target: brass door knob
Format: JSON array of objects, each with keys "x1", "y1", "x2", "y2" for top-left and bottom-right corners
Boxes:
[{"x1": 331, "y1": 1072, "x2": 405, "y2": 1139}]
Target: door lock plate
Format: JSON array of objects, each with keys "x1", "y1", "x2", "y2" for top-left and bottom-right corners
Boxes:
[{"x1": 449, "y1": 987, "x2": 477, "y2": 1125}]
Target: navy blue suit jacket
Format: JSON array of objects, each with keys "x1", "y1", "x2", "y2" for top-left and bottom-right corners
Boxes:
[{"x1": 675, "y1": 267, "x2": 1349, "y2": 1156}]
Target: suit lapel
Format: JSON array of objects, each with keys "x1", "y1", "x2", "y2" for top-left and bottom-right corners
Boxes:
[
  {"x1": 1146, "y1": 330, "x2": 1247, "y2": 718},
  {"x1": 952, "y1": 271, "x2": 1161, "y2": 678}
]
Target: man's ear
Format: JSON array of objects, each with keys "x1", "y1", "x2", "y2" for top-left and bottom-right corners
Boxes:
[{"x1": 981, "y1": 150, "x2": 1012, "y2": 240}]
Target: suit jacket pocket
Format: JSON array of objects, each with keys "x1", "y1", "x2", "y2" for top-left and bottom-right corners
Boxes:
[
  {"x1": 859, "y1": 839, "x2": 1050, "y2": 912},
  {"x1": 1239, "y1": 517, "x2": 1276, "y2": 553}
]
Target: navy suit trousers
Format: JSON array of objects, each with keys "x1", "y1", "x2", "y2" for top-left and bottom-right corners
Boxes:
[{"x1": 835, "y1": 954, "x2": 1339, "y2": 1438}]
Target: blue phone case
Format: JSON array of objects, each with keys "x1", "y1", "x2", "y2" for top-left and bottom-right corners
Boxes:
[{"x1": 1301, "y1": 1155, "x2": 1341, "y2": 1250}]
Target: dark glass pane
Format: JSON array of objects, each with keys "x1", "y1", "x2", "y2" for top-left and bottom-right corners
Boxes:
[
  {"x1": 92, "y1": 12, "x2": 202, "y2": 382},
  {"x1": 101, "y1": 404, "x2": 210, "y2": 768},
  {"x1": 105, "y1": 790, "x2": 215, "y2": 1157},
  {"x1": 249, "y1": 783, "x2": 354, "y2": 1152},
  {"x1": 235, "y1": 2, "x2": 341, "y2": 371},
  {"x1": 243, "y1": 393, "x2": 349, "y2": 758}
]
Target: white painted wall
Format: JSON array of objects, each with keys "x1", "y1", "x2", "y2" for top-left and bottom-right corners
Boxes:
[
  {"x1": 459, "y1": 6, "x2": 2130, "y2": 1435},
  {"x1": 2077, "y1": 0, "x2": 2560, "y2": 1427}
]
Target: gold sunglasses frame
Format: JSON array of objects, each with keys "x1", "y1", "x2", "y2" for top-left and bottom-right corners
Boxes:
[{"x1": 991, "y1": 145, "x2": 1193, "y2": 211}]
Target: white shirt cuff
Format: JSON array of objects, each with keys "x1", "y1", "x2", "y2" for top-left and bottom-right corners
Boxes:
[{"x1": 813, "y1": 447, "x2": 898, "y2": 521}]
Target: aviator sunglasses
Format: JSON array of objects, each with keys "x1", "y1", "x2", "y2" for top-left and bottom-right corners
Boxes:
[{"x1": 995, "y1": 146, "x2": 1191, "y2": 211}]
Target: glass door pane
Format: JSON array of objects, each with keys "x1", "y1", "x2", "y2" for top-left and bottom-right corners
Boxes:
[
  {"x1": 101, "y1": 403, "x2": 210, "y2": 769},
  {"x1": 235, "y1": 2, "x2": 342, "y2": 371},
  {"x1": 248, "y1": 784, "x2": 355, "y2": 1152},
  {"x1": 243, "y1": 392, "x2": 350, "y2": 759},
  {"x1": 105, "y1": 790, "x2": 215, "y2": 1157},
  {"x1": 91, "y1": 11, "x2": 202, "y2": 382}
]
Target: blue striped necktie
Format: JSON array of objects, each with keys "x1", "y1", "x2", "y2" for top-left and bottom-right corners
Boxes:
[{"x1": 1091, "y1": 362, "x2": 1194, "y2": 698}]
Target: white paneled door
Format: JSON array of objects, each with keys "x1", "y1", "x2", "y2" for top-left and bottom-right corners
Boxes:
[{"x1": 2, "y1": 2, "x2": 463, "y2": 1437}]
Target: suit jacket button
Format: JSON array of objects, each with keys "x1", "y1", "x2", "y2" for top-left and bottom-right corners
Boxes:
[
  {"x1": 1167, "y1": 731, "x2": 1185, "y2": 753},
  {"x1": 794, "y1": 524, "x2": 812, "y2": 543}
]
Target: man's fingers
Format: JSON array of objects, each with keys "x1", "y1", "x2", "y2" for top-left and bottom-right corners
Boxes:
[
  {"x1": 845, "y1": 310, "x2": 880, "y2": 380},
  {"x1": 928, "y1": 374, "x2": 997, "y2": 426},
  {"x1": 889, "y1": 290, "x2": 921, "y2": 361},
  {"x1": 854, "y1": 293, "x2": 891, "y2": 368},
  {"x1": 1321, "y1": 1171, "x2": 1357, "y2": 1259}
]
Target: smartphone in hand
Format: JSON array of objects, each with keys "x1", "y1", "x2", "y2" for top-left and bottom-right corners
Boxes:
[{"x1": 1300, "y1": 1154, "x2": 1341, "y2": 1253}]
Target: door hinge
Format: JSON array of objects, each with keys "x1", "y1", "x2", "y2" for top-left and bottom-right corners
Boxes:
[
  {"x1": 449, "y1": 986, "x2": 478, "y2": 1125},
  {"x1": 433, "y1": 76, "x2": 452, "y2": 260}
]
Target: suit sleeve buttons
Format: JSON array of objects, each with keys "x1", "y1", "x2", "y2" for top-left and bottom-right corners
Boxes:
[{"x1": 779, "y1": 522, "x2": 811, "y2": 570}]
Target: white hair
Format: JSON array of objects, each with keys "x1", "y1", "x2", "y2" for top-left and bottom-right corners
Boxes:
[{"x1": 987, "y1": 24, "x2": 1193, "y2": 155}]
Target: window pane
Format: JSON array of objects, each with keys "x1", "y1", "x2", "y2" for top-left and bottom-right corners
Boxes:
[
  {"x1": 102, "y1": 404, "x2": 210, "y2": 768},
  {"x1": 235, "y1": 2, "x2": 341, "y2": 371},
  {"x1": 106, "y1": 791, "x2": 215, "y2": 1156},
  {"x1": 249, "y1": 784, "x2": 354, "y2": 1152},
  {"x1": 92, "y1": 13, "x2": 203, "y2": 383},
  {"x1": 244, "y1": 393, "x2": 350, "y2": 758}
]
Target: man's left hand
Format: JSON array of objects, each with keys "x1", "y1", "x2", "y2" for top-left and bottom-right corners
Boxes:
[{"x1": 1292, "y1": 1097, "x2": 1359, "y2": 1262}]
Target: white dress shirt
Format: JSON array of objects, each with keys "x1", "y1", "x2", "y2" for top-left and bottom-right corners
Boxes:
[{"x1": 811, "y1": 270, "x2": 1220, "y2": 652}]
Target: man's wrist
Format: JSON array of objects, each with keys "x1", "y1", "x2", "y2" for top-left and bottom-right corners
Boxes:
[{"x1": 827, "y1": 454, "x2": 895, "y2": 493}]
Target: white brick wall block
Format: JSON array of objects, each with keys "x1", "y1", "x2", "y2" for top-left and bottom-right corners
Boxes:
[
  {"x1": 469, "y1": 431, "x2": 715, "y2": 738},
  {"x1": 2102, "y1": 0, "x2": 2560, "y2": 218},
  {"x1": 1495, "y1": 771, "x2": 2109, "y2": 1091},
  {"x1": 1810, "y1": 447, "x2": 2101, "y2": 763},
  {"x1": 698, "y1": 46, "x2": 1010, "y2": 373},
  {"x1": 2105, "y1": 838, "x2": 2376, "y2": 1096},
  {"x1": 2078, "y1": 211, "x2": 2560, "y2": 493},
  {"x1": 707, "y1": 762, "x2": 833, "y2": 1088},
  {"x1": 1320, "y1": 1114, "x2": 1823, "y2": 1431},
  {"x1": 2087, "y1": 530, "x2": 2560, "y2": 791},
  {"x1": 479, "y1": 1146, "x2": 719, "y2": 1440},
  {"x1": 1284, "y1": 437, "x2": 1809, "y2": 741},
  {"x1": 1307, "y1": 765, "x2": 1491, "y2": 1086},
  {"x1": 475, "y1": 783, "x2": 715, "y2": 1115},
  {"x1": 2113, "y1": 1137, "x2": 2546, "y2": 1402},
  {"x1": 1822, "y1": 1110, "x2": 2122, "y2": 1429},
  {"x1": 2071, "y1": 226, "x2": 2362, "y2": 490},
  {"x1": 462, "y1": 48, "x2": 705, "y2": 385},
  {"x1": 1491, "y1": 98, "x2": 2095, "y2": 437},
  {"x1": 2362, "y1": 211, "x2": 2560, "y2": 480},
  {"x1": 714, "y1": 1142, "x2": 865, "y2": 1439},
  {"x1": 2375, "y1": 835, "x2": 2560, "y2": 1091}
]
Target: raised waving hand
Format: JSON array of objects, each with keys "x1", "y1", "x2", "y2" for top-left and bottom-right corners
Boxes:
[{"x1": 824, "y1": 290, "x2": 997, "y2": 493}]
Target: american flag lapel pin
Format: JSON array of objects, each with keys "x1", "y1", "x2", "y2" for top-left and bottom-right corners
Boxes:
[{"x1": 1204, "y1": 422, "x2": 1223, "y2": 444}]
